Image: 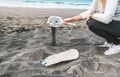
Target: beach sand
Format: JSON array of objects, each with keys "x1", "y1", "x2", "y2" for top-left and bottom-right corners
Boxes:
[{"x1": 0, "y1": 7, "x2": 120, "y2": 77}]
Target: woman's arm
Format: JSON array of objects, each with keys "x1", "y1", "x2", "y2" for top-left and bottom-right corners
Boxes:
[
  {"x1": 91, "y1": 0, "x2": 118, "y2": 24},
  {"x1": 63, "y1": 15, "x2": 83, "y2": 23},
  {"x1": 63, "y1": 0, "x2": 98, "y2": 23}
]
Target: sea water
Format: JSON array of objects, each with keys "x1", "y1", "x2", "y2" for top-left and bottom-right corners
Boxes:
[{"x1": 0, "y1": 0, "x2": 92, "y2": 9}]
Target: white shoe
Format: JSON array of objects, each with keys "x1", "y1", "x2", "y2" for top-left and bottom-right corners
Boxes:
[
  {"x1": 99, "y1": 41, "x2": 113, "y2": 48},
  {"x1": 104, "y1": 45, "x2": 120, "y2": 55}
]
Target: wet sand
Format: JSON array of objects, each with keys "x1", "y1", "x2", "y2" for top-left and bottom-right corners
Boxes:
[{"x1": 0, "y1": 7, "x2": 120, "y2": 77}]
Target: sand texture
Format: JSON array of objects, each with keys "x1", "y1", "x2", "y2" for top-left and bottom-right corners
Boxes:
[{"x1": 0, "y1": 7, "x2": 120, "y2": 77}]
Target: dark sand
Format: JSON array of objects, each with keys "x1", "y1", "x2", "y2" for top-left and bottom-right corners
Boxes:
[{"x1": 0, "y1": 7, "x2": 120, "y2": 77}]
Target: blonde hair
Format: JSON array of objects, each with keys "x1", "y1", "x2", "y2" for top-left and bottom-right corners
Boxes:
[{"x1": 99, "y1": 0, "x2": 106, "y2": 12}]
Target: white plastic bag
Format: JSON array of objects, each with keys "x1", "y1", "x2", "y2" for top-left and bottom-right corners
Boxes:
[{"x1": 47, "y1": 16, "x2": 76, "y2": 27}]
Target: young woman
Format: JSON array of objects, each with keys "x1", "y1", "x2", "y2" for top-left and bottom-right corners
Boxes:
[{"x1": 63, "y1": 0, "x2": 120, "y2": 55}]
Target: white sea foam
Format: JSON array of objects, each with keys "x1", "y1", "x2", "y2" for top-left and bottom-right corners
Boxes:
[{"x1": 0, "y1": 0, "x2": 90, "y2": 9}]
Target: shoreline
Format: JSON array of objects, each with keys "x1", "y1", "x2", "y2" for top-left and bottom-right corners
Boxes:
[
  {"x1": 0, "y1": 6, "x2": 88, "y2": 9},
  {"x1": 0, "y1": 1, "x2": 90, "y2": 9}
]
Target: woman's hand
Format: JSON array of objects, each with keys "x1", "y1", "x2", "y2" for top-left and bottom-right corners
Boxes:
[
  {"x1": 86, "y1": 13, "x2": 94, "y2": 22},
  {"x1": 63, "y1": 15, "x2": 83, "y2": 25},
  {"x1": 63, "y1": 18, "x2": 73, "y2": 25}
]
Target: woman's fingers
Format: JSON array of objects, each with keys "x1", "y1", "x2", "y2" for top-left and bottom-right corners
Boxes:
[
  {"x1": 63, "y1": 18, "x2": 73, "y2": 25},
  {"x1": 62, "y1": 21, "x2": 68, "y2": 25},
  {"x1": 63, "y1": 18, "x2": 72, "y2": 22},
  {"x1": 86, "y1": 13, "x2": 93, "y2": 22},
  {"x1": 86, "y1": 16, "x2": 91, "y2": 22}
]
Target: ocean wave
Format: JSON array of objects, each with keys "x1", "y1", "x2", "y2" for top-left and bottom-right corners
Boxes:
[
  {"x1": 23, "y1": 1, "x2": 91, "y2": 7},
  {"x1": 0, "y1": 0, "x2": 90, "y2": 9},
  {"x1": 23, "y1": 0, "x2": 91, "y2": 5}
]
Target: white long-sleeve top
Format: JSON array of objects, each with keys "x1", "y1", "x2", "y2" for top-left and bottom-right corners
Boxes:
[{"x1": 80, "y1": 0, "x2": 120, "y2": 24}]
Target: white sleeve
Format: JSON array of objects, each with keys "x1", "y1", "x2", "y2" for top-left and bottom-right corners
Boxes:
[
  {"x1": 92, "y1": 0, "x2": 118, "y2": 24},
  {"x1": 80, "y1": 0, "x2": 98, "y2": 19}
]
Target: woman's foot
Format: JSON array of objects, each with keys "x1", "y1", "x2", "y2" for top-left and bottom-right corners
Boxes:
[
  {"x1": 104, "y1": 44, "x2": 120, "y2": 55},
  {"x1": 99, "y1": 41, "x2": 113, "y2": 48}
]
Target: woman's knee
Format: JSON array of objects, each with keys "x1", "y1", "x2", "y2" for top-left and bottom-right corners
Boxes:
[
  {"x1": 86, "y1": 19, "x2": 98, "y2": 27},
  {"x1": 86, "y1": 19, "x2": 97, "y2": 31},
  {"x1": 88, "y1": 25, "x2": 97, "y2": 32}
]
